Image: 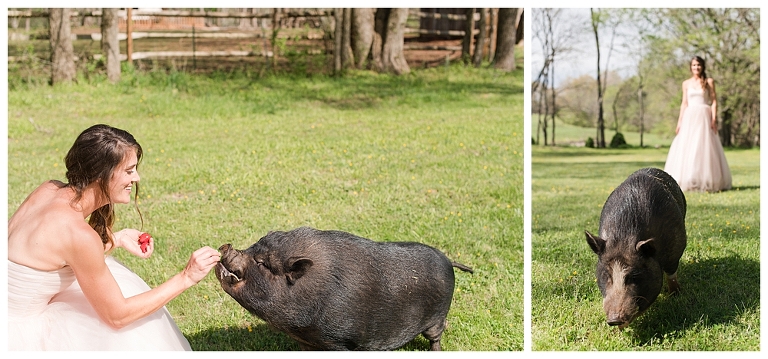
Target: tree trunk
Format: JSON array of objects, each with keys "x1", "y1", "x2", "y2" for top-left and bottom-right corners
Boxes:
[
  {"x1": 515, "y1": 9, "x2": 524, "y2": 44},
  {"x1": 638, "y1": 87, "x2": 645, "y2": 148},
  {"x1": 591, "y1": 9, "x2": 606, "y2": 148},
  {"x1": 493, "y1": 8, "x2": 517, "y2": 71},
  {"x1": 271, "y1": 9, "x2": 281, "y2": 70},
  {"x1": 488, "y1": 9, "x2": 498, "y2": 62},
  {"x1": 49, "y1": 8, "x2": 76, "y2": 85},
  {"x1": 351, "y1": 8, "x2": 374, "y2": 69},
  {"x1": 101, "y1": 8, "x2": 120, "y2": 83},
  {"x1": 550, "y1": 60, "x2": 556, "y2": 146},
  {"x1": 371, "y1": 9, "x2": 387, "y2": 71},
  {"x1": 333, "y1": 8, "x2": 343, "y2": 74},
  {"x1": 462, "y1": 8, "x2": 475, "y2": 64},
  {"x1": 341, "y1": 8, "x2": 353, "y2": 69},
  {"x1": 380, "y1": 8, "x2": 410, "y2": 75},
  {"x1": 473, "y1": 8, "x2": 487, "y2": 67}
]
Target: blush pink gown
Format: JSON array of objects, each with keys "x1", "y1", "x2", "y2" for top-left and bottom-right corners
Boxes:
[
  {"x1": 664, "y1": 85, "x2": 732, "y2": 192},
  {"x1": 8, "y1": 256, "x2": 192, "y2": 350}
]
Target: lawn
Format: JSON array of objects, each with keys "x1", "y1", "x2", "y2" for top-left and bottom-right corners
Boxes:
[
  {"x1": 531, "y1": 146, "x2": 760, "y2": 350},
  {"x1": 531, "y1": 116, "x2": 674, "y2": 148},
  {"x1": 6, "y1": 64, "x2": 523, "y2": 350}
]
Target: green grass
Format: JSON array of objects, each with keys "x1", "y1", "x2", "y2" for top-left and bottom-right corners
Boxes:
[
  {"x1": 7, "y1": 64, "x2": 523, "y2": 351},
  {"x1": 531, "y1": 146, "x2": 760, "y2": 350},
  {"x1": 531, "y1": 116, "x2": 675, "y2": 148}
]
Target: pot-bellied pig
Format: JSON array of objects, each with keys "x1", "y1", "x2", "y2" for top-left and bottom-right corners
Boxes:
[
  {"x1": 215, "y1": 226, "x2": 473, "y2": 350},
  {"x1": 585, "y1": 167, "x2": 687, "y2": 329}
]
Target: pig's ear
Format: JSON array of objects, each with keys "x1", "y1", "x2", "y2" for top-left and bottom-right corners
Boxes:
[
  {"x1": 285, "y1": 257, "x2": 313, "y2": 285},
  {"x1": 636, "y1": 238, "x2": 656, "y2": 257},
  {"x1": 585, "y1": 231, "x2": 605, "y2": 255}
]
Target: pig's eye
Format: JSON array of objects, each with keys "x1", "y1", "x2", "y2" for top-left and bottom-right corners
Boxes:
[
  {"x1": 601, "y1": 272, "x2": 612, "y2": 284},
  {"x1": 256, "y1": 259, "x2": 270, "y2": 270},
  {"x1": 625, "y1": 270, "x2": 642, "y2": 283}
]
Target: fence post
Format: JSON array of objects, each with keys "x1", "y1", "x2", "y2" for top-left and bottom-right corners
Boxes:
[
  {"x1": 126, "y1": 8, "x2": 133, "y2": 63},
  {"x1": 193, "y1": 24, "x2": 196, "y2": 70}
]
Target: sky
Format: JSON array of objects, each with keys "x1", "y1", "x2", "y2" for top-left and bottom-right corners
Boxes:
[{"x1": 529, "y1": 8, "x2": 644, "y2": 88}]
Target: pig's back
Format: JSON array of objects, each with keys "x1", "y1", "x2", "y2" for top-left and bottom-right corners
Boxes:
[
  {"x1": 599, "y1": 168, "x2": 687, "y2": 270},
  {"x1": 314, "y1": 230, "x2": 456, "y2": 349}
]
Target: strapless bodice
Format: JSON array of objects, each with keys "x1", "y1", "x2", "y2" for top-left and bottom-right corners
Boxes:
[
  {"x1": 687, "y1": 86, "x2": 711, "y2": 106},
  {"x1": 8, "y1": 260, "x2": 77, "y2": 317}
]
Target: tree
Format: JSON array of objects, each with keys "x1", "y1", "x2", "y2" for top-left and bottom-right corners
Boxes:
[
  {"x1": 494, "y1": 8, "x2": 518, "y2": 71},
  {"x1": 473, "y1": 8, "x2": 488, "y2": 67},
  {"x1": 532, "y1": 8, "x2": 579, "y2": 146},
  {"x1": 375, "y1": 8, "x2": 410, "y2": 75},
  {"x1": 462, "y1": 8, "x2": 475, "y2": 65},
  {"x1": 609, "y1": 79, "x2": 634, "y2": 133},
  {"x1": 333, "y1": 8, "x2": 342, "y2": 74},
  {"x1": 589, "y1": 8, "x2": 622, "y2": 148},
  {"x1": 351, "y1": 8, "x2": 374, "y2": 69},
  {"x1": 49, "y1": 8, "x2": 76, "y2": 85},
  {"x1": 641, "y1": 8, "x2": 760, "y2": 147},
  {"x1": 101, "y1": 8, "x2": 120, "y2": 83},
  {"x1": 341, "y1": 9, "x2": 353, "y2": 69}
]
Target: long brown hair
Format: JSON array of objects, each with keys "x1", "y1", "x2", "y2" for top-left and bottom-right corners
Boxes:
[
  {"x1": 64, "y1": 124, "x2": 144, "y2": 250},
  {"x1": 691, "y1": 56, "x2": 709, "y2": 93}
]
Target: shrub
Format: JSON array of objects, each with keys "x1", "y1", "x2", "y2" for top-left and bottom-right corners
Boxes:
[{"x1": 609, "y1": 132, "x2": 627, "y2": 148}]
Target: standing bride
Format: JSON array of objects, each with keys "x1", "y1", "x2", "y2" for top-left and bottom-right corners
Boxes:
[
  {"x1": 8, "y1": 124, "x2": 221, "y2": 350},
  {"x1": 664, "y1": 56, "x2": 732, "y2": 192}
]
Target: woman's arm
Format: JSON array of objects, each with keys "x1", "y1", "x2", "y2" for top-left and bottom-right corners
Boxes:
[
  {"x1": 676, "y1": 81, "x2": 689, "y2": 135},
  {"x1": 709, "y1": 78, "x2": 718, "y2": 132},
  {"x1": 63, "y1": 224, "x2": 220, "y2": 329}
]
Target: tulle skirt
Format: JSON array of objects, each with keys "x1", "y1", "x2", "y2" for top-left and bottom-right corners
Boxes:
[
  {"x1": 8, "y1": 256, "x2": 192, "y2": 351},
  {"x1": 664, "y1": 104, "x2": 732, "y2": 192}
]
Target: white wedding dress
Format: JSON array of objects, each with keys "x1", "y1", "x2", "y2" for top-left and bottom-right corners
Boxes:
[
  {"x1": 8, "y1": 256, "x2": 192, "y2": 350},
  {"x1": 664, "y1": 84, "x2": 732, "y2": 192}
]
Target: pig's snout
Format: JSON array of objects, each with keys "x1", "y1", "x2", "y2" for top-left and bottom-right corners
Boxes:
[
  {"x1": 605, "y1": 307, "x2": 638, "y2": 330},
  {"x1": 215, "y1": 244, "x2": 244, "y2": 284},
  {"x1": 606, "y1": 314, "x2": 629, "y2": 328}
]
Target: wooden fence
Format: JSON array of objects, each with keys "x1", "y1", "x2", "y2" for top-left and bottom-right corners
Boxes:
[{"x1": 8, "y1": 8, "x2": 513, "y2": 63}]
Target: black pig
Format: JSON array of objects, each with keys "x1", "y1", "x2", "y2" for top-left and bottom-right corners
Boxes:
[
  {"x1": 585, "y1": 167, "x2": 687, "y2": 329},
  {"x1": 215, "y1": 227, "x2": 473, "y2": 350}
]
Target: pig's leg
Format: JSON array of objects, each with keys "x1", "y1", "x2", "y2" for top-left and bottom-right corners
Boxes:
[
  {"x1": 422, "y1": 319, "x2": 447, "y2": 351},
  {"x1": 666, "y1": 271, "x2": 680, "y2": 294}
]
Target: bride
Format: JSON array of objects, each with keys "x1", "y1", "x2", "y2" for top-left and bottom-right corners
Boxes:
[
  {"x1": 8, "y1": 124, "x2": 221, "y2": 350},
  {"x1": 664, "y1": 56, "x2": 732, "y2": 192}
]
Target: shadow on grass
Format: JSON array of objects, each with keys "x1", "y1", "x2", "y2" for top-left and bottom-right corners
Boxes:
[
  {"x1": 533, "y1": 147, "x2": 668, "y2": 158},
  {"x1": 532, "y1": 162, "x2": 667, "y2": 180},
  {"x1": 630, "y1": 255, "x2": 760, "y2": 346},
  {"x1": 188, "y1": 323, "x2": 300, "y2": 351},
  {"x1": 187, "y1": 321, "x2": 434, "y2": 351}
]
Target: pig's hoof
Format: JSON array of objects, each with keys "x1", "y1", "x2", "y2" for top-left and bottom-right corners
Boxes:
[{"x1": 667, "y1": 281, "x2": 681, "y2": 295}]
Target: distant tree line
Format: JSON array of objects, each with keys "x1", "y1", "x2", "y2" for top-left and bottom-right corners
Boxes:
[{"x1": 532, "y1": 8, "x2": 759, "y2": 148}]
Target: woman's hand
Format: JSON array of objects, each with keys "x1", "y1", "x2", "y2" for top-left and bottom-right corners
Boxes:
[
  {"x1": 180, "y1": 246, "x2": 221, "y2": 287},
  {"x1": 114, "y1": 228, "x2": 154, "y2": 259}
]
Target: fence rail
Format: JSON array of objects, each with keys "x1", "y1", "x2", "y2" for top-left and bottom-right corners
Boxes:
[
  {"x1": 9, "y1": 8, "x2": 499, "y2": 64},
  {"x1": 8, "y1": 9, "x2": 476, "y2": 22},
  {"x1": 8, "y1": 9, "x2": 332, "y2": 19}
]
